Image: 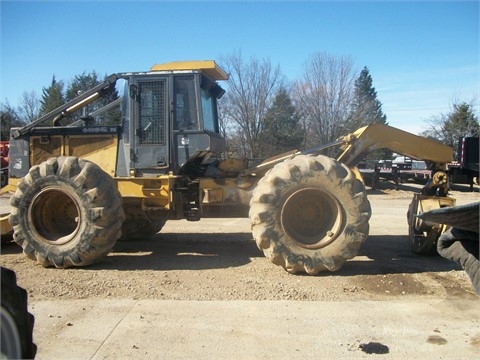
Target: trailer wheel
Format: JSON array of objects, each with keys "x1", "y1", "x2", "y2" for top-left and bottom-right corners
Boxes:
[
  {"x1": 249, "y1": 155, "x2": 371, "y2": 274},
  {"x1": 407, "y1": 197, "x2": 438, "y2": 255},
  {"x1": 9, "y1": 156, "x2": 125, "y2": 268},
  {"x1": 1, "y1": 267, "x2": 36, "y2": 359}
]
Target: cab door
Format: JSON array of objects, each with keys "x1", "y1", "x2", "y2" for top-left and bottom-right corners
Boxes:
[
  {"x1": 131, "y1": 77, "x2": 170, "y2": 173},
  {"x1": 172, "y1": 75, "x2": 201, "y2": 169}
]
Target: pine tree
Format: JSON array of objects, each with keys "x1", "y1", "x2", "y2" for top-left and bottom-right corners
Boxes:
[
  {"x1": 442, "y1": 103, "x2": 479, "y2": 150},
  {"x1": 40, "y1": 76, "x2": 65, "y2": 118},
  {"x1": 68, "y1": 71, "x2": 122, "y2": 125},
  {"x1": 346, "y1": 67, "x2": 387, "y2": 133},
  {"x1": 258, "y1": 87, "x2": 304, "y2": 158},
  {"x1": 422, "y1": 102, "x2": 479, "y2": 152},
  {"x1": 65, "y1": 71, "x2": 101, "y2": 101}
]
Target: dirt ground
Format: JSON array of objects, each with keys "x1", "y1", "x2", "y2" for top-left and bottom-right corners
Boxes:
[{"x1": 1, "y1": 181, "x2": 479, "y2": 301}]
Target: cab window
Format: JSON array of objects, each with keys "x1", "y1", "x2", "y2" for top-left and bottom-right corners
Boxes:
[
  {"x1": 201, "y1": 88, "x2": 218, "y2": 132},
  {"x1": 174, "y1": 76, "x2": 198, "y2": 130}
]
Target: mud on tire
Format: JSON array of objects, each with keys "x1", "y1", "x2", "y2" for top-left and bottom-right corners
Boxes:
[
  {"x1": 9, "y1": 156, "x2": 125, "y2": 268},
  {"x1": 249, "y1": 155, "x2": 371, "y2": 275}
]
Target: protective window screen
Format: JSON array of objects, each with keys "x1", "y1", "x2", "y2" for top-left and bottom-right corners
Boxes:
[
  {"x1": 174, "y1": 76, "x2": 199, "y2": 130},
  {"x1": 139, "y1": 81, "x2": 166, "y2": 145}
]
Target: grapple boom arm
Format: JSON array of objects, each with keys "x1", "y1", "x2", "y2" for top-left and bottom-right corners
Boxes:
[
  {"x1": 11, "y1": 74, "x2": 119, "y2": 139},
  {"x1": 336, "y1": 124, "x2": 454, "y2": 169}
]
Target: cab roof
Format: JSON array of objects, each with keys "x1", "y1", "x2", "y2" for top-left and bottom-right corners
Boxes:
[{"x1": 150, "y1": 60, "x2": 229, "y2": 81}]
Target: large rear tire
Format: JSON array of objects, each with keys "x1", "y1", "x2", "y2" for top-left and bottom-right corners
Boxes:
[
  {"x1": 121, "y1": 204, "x2": 168, "y2": 240},
  {"x1": 9, "y1": 156, "x2": 125, "y2": 268},
  {"x1": 249, "y1": 155, "x2": 371, "y2": 274}
]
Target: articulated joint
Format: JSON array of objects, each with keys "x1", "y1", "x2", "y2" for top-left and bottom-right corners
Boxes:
[{"x1": 422, "y1": 170, "x2": 449, "y2": 196}]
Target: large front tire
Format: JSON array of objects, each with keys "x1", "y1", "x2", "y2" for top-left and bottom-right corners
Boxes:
[
  {"x1": 9, "y1": 156, "x2": 125, "y2": 268},
  {"x1": 249, "y1": 155, "x2": 371, "y2": 275}
]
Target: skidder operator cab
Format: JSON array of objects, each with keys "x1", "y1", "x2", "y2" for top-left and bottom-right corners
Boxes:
[
  {"x1": 122, "y1": 60, "x2": 228, "y2": 175},
  {"x1": 8, "y1": 60, "x2": 228, "y2": 180}
]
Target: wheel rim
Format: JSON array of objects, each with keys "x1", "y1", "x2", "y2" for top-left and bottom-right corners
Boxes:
[
  {"x1": 280, "y1": 187, "x2": 344, "y2": 249},
  {"x1": 28, "y1": 186, "x2": 81, "y2": 245}
]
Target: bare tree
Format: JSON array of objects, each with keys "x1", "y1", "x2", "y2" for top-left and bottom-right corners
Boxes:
[
  {"x1": 17, "y1": 91, "x2": 41, "y2": 123},
  {"x1": 218, "y1": 50, "x2": 284, "y2": 159},
  {"x1": 294, "y1": 52, "x2": 356, "y2": 149},
  {"x1": 0, "y1": 91, "x2": 41, "y2": 139}
]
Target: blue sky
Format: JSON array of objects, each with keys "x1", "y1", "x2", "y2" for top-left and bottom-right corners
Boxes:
[{"x1": 1, "y1": 0, "x2": 478, "y2": 134}]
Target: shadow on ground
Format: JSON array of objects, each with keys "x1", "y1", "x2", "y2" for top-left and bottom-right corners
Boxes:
[
  {"x1": 0, "y1": 231, "x2": 453, "y2": 274},
  {"x1": 1, "y1": 232, "x2": 460, "y2": 274},
  {"x1": 336, "y1": 235, "x2": 461, "y2": 276}
]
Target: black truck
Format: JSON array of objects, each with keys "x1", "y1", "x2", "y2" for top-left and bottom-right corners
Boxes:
[{"x1": 448, "y1": 137, "x2": 479, "y2": 191}]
